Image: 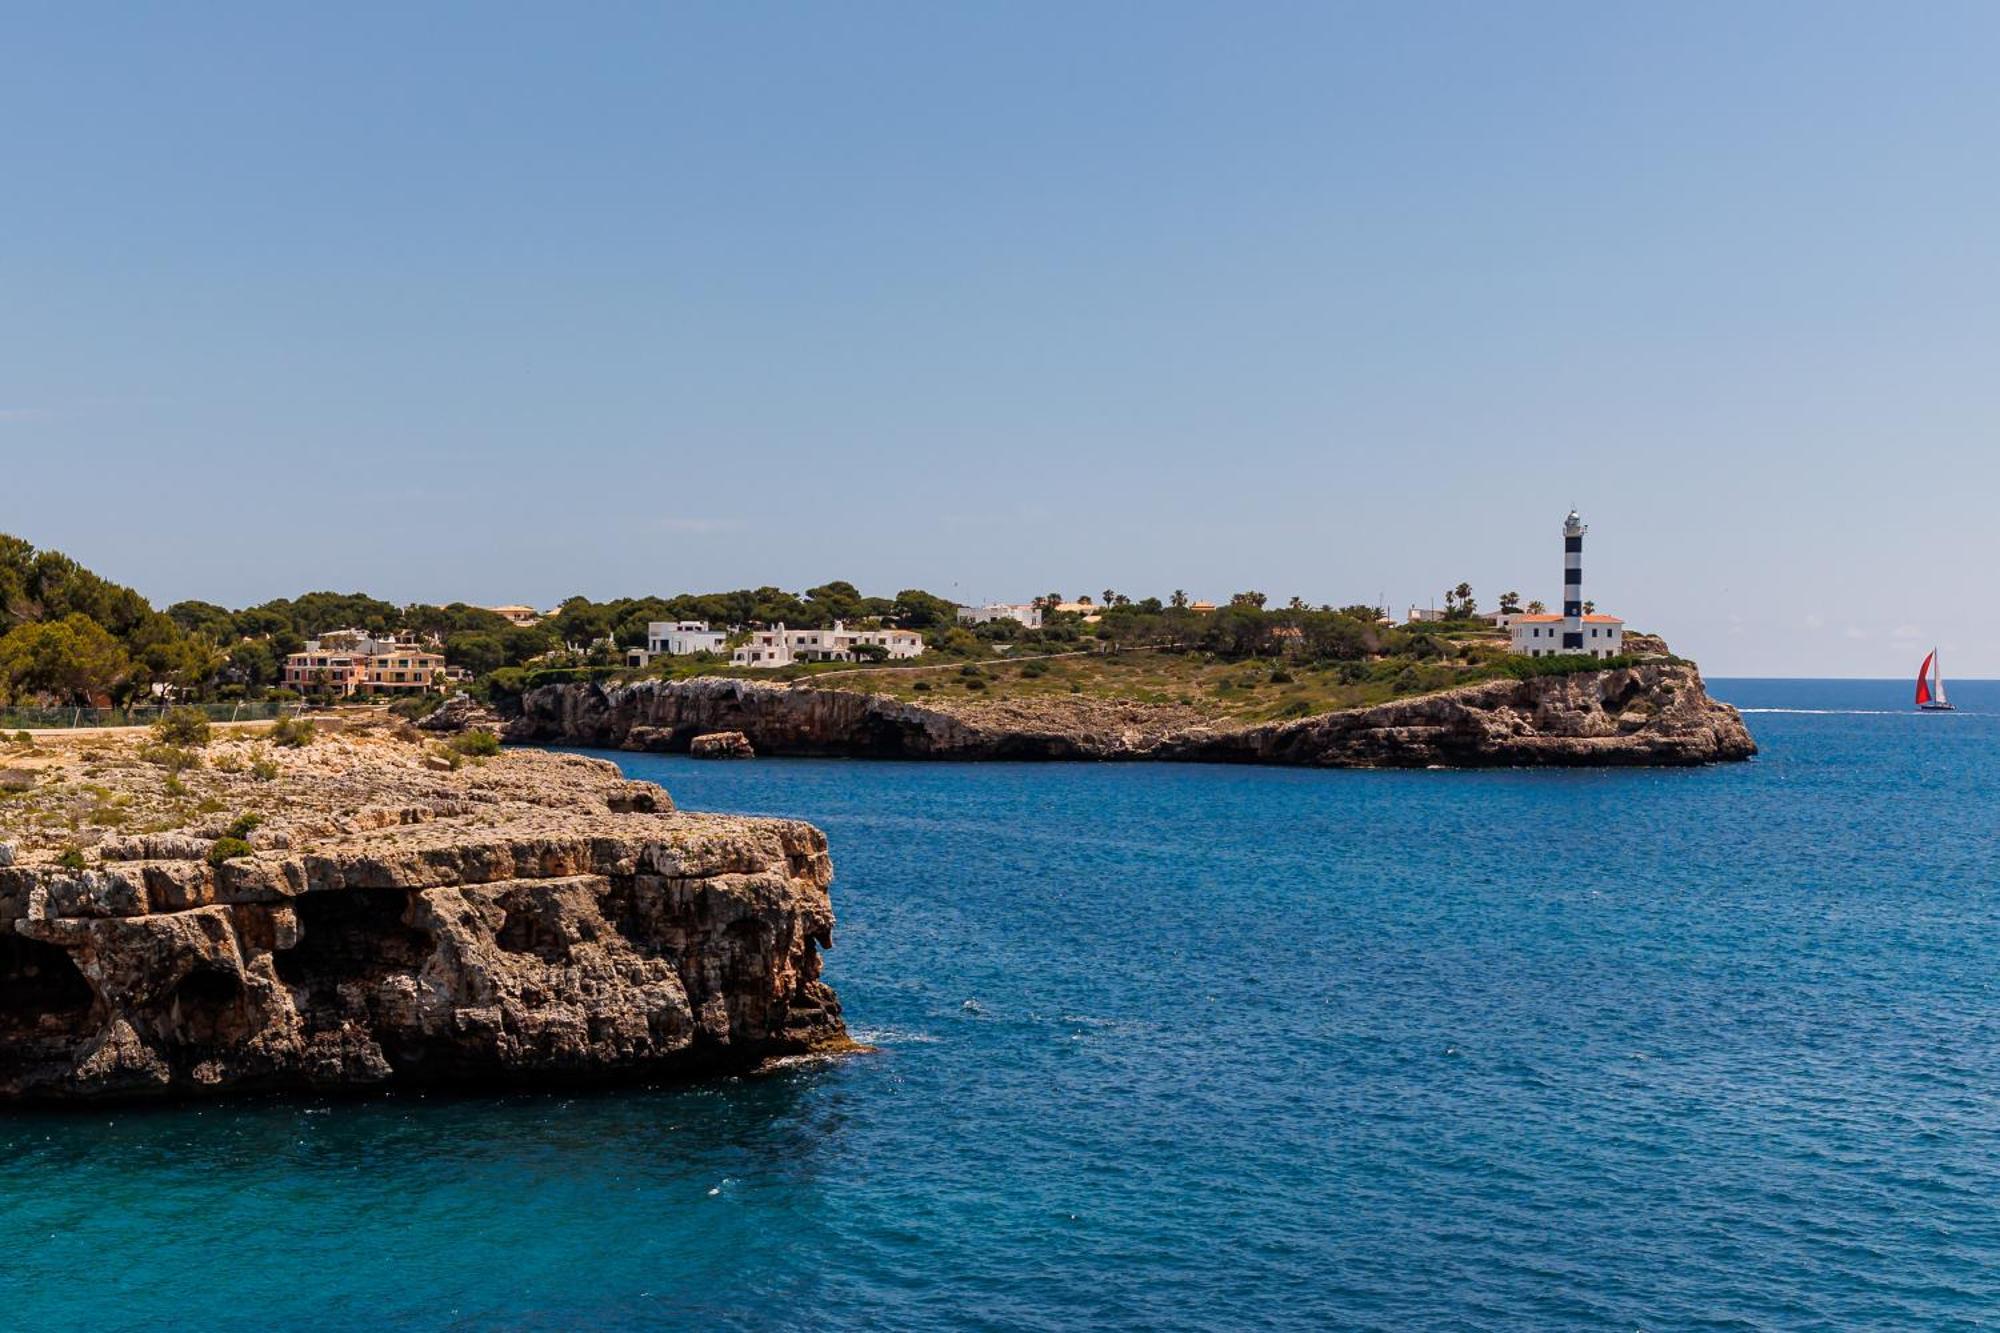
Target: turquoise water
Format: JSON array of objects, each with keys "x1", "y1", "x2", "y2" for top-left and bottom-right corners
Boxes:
[{"x1": 9, "y1": 678, "x2": 2000, "y2": 1330}]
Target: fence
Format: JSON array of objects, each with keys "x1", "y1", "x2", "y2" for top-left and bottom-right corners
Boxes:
[{"x1": 0, "y1": 701, "x2": 301, "y2": 731}]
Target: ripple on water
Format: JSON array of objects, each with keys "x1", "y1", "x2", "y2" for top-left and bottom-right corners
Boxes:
[{"x1": 8, "y1": 683, "x2": 2000, "y2": 1329}]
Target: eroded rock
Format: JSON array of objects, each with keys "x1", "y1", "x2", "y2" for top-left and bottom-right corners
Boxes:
[
  {"x1": 507, "y1": 660, "x2": 1755, "y2": 768},
  {"x1": 0, "y1": 731, "x2": 847, "y2": 1103}
]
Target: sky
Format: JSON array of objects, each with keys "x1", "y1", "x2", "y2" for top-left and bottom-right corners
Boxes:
[{"x1": 3, "y1": 3, "x2": 1998, "y2": 676}]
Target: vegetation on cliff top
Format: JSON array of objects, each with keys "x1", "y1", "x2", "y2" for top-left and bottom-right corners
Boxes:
[{"x1": 0, "y1": 532, "x2": 1664, "y2": 722}]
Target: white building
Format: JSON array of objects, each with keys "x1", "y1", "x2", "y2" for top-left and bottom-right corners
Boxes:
[
  {"x1": 1510, "y1": 614, "x2": 1625, "y2": 659},
  {"x1": 957, "y1": 602, "x2": 1044, "y2": 630},
  {"x1": 731, "y1": 622, "x2": 924, "y2": 668},
  {"x1": 647, "y1": 621, "x2": 729, "y2": 657}
]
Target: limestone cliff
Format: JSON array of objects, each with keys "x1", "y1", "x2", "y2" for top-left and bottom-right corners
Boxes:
[
  {"x1": 0, "y1": 727, "x2": 846, "y2": 1103},
  {"x1": 508, "y1": 660, "x2": 1754, "y2": 767}
]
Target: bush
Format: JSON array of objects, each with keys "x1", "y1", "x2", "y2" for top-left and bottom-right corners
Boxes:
[
  {"x1": 139, "y1": 743, "x2": 202, "y2": 772},
  {"x1": 1269, "y1": 669, "x2": 1294, "y2": 685},
  {"x1": 1497, "y1": 652, "x2": 1649, "y2": 680},
  {"x1": 1020, "y1": 660, "x2": 1049, "y2": 678},
  {"x1": 964, "y1": 676, "x2": 987, "y2": 691},
  {"x1": 206, "y1": 837, "x2": 254, "y2": 867},
  {"x1": 225, "y1": 812, "x2": 264, "y2": 840},
  {"x1": 449, "y1": 730, "x2": 502, "y2": 758},
  {"x1": 912, "y1": 680, "x2": 932, "y2": 693},
  {"x1": 389, "y1": 693, "x2": 446, "y2": 721},
  {"x1": 250, "y1": 756, "x2": 280, "y2": 782},
  {"x1": 267, "y1": 716, "x2": 316, "y2": 748},
  {"x1": 152, "y1": 707, "x2": 212, "y2": 748},
  {"x1": 10, "y1": 731, "x2": 31, "y2": 748},
  {"x1": 56, "y1": 847, "x2": 86, "y2": 871}
]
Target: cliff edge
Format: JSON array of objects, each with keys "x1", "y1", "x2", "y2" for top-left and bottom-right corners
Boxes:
[
  {"x1": 0, "y1": 725, "x2": 847, "y2": 1103},
  {"x1": 507, "y1": 659, "x2": 1754, "y2": 767}
]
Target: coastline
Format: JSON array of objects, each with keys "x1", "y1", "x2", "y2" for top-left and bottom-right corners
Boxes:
[{"x1": 504, "y1": 659, "x2": 1756, "y2": 769}]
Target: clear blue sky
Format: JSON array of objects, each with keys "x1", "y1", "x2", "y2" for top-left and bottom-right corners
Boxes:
[{"x1": 4, "y1": 3, "x2": 1996, "y2": 676}]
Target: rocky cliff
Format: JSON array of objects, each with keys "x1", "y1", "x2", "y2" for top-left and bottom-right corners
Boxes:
[
  {"x1": 507, "y1": 660, "x2": 1754, "y2": 767},
  {"x1": 0, "y1": 726, "x2": 847, "y2": 1103}
]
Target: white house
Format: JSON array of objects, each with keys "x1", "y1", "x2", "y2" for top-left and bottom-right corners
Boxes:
[
  {"x1": 647, "y1": 621, "x2": 729, "y2": 657},
  {"x1": 957, "y1": 602, "x2": 1044, "y2": 630},
  {"x1": 1510, "y1": 613, "x2": 1625, "y2": 659},
  {"x1": 730, "y1": 622, "x2": 924, "y2": 668}
]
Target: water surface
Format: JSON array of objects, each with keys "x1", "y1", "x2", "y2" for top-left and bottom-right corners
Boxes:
[{"x1": 6, "y1": 679, "x2": 1999, "y2": 1329}]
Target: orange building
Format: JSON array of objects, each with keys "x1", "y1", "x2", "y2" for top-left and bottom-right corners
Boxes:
[{"x1": 282, "y1": 631, "x2": 448, "y2": 696}]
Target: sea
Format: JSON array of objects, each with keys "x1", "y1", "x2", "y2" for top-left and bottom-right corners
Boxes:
[{"x1": 6, "y1": 678, "x2": 2000, "y2": 1331}]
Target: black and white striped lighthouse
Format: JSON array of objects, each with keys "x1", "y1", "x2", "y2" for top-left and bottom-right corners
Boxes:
[{"x1": 1561, "y1": 509, "x2": 1586, "y2": 651}]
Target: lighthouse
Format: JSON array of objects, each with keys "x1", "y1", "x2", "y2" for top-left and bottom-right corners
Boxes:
[{"x1": 1561, "y1": 509, "x2": 1586, "y2": 650}]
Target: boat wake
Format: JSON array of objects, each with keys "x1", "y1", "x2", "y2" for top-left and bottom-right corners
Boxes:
[
  {"x1": 1735, "y1": 707, "x2": 1989, "y2": 717},
  {"x1": 1735, "y1": 708, "x2": 1906, "y2": 716}
]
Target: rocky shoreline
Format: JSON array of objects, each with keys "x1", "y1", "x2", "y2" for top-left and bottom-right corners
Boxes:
[
  {"x1": 0, "y1": 725, "x2": 848, "y2": 1103},
  {"x1": 506, "y1": 660, "x2": 1755, "y2": 768}
]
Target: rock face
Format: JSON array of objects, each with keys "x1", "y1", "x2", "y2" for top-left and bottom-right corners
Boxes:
[
  {"x1": 416, "y1": 692, "x2": 504, "y2": 734},
  {"x1": 0, "y1": 733, "x2": 847, "y2": 1103},
  {"x1": 507, "y1": 661, "x2": 1754, "y2": 768},
  {"x1": 688, "y1": 731, "x2": 755, "y2": 760}
]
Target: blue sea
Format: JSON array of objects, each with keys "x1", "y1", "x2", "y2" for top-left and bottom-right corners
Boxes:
[{"x1": 8, "y1": 678, "x2": 2000, "y2": 1330}]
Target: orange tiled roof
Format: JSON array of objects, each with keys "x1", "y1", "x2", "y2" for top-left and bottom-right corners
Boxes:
[{"x1": 1509, "y1": 613, "x2": 1623, "y2": 624}]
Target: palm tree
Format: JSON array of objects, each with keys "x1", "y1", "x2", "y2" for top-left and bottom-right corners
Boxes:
[
  {"x1": 1170, "y1": 590, "x2": 1188, "y2": 609},
  {"x1": 1499, "y1": 590, "x2": 1521, "y2": 614},
  {"x1": 1527, "y1": 600, "x2": 1546, "y2": 614}
]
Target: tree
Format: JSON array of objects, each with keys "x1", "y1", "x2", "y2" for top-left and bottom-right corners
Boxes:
[
  {"x1": 1229, "y1": 591, "x2": 1267, "y2": 609},
  {"x1": 1442, "y1": 582, "x2": 1477, "y2": 617},
  {"x1": 804, "y1": 581, "x2": 865, "y2": 625},
  {"x1": 0, "y1": 614, "x2": 130, "y2": 704},
  {"x1": 1170, "y1": 590, "x2": 1188, "y2": 609},
  {"x1": 1499, "y1": 591, "x2": 1521, "y2": 614},
  {"x1": 1285, "y1": 595, "x2": 1307, "y2": 612},
  {"x1": 1527, "y1": 600, "x2": 1546, "y2": 614},
  {"x1": 1583, "y1": 600, "x2": 1596, "y2": 614},
  {"x1": 891, "y1": 589, "x2": 958, "y2": 631},
  {"x1": 444, "y1": 632, "x2": 508, "y2": 677}
]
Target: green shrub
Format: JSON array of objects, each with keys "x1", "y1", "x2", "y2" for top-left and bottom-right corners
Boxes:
[
  {"x1": 139, "y1": 743, "x2": 202, "y2": 772},
  {"x1": 1020, "y1": 660, "x2": 1049, "y2": 678},
  {"x1": 389, "y1": 693, "x2": 446, "y2": 721},
  {"x1": 912, "y1": 680, "x2": 932, "y2": 693},
  {"x1": 250, "y1": 756, "x2": 280, "y2": 782},
  {"x1": 152, "y1": 707, "x2": 213, "y2": 748},
  {"x1": 10, "y1": 731, "x2": 31, "y2": 748},
  {"x1": 964, "y1": 676, "x2": 987, "y2": 691},
  {"x1": 56, "y1": 847, "x2": 86, "y2": 871},
  {"x1": 207, "y1": 837, "x2": 254, "y2": 867},
  {"x1": 1496, "y1": 652, "x2": 1649, "y2": 681},
  {"x1": 1269, "y1": 669, "x2": 1294, "y2": 685},
  {"x1": 225, "y1": 812, "x2": 264, "y2": 840},
  {"x1": 267, "y1": 716, "x2": 316, "y2": 748},
  {"x1": 449, "y1": 730, "x2": 502, "y2": 758}
]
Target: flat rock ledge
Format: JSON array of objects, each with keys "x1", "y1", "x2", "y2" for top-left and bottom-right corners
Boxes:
[
  {"x1": 510, "y1": 660, "x2": 1754, "y2": 768},
  {"x1": 0, "y1": 730, "x2": 847, "y2": 1104}
]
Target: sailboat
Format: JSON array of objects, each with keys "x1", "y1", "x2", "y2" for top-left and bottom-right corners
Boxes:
[{"x1": 1916, "y1": 648, "x2": 1955, "y2": 711}]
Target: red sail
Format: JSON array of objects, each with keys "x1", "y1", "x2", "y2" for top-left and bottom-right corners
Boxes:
[{"x1": 1917, "y1": 652, "x2": 1935, "y2": 706}]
